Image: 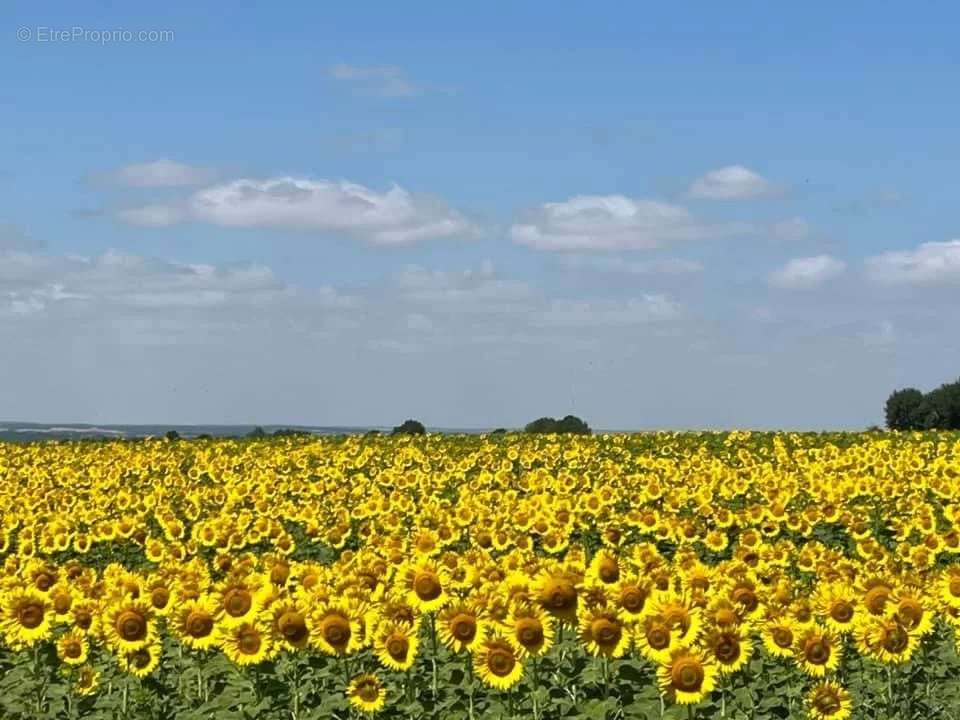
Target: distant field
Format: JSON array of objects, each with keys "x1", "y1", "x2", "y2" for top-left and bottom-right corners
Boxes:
[{"x1": 1, "y1": 431, "x2": 960, "y2": 719}]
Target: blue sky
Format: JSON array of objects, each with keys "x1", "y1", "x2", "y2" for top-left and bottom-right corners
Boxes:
[{"x1": 2, "y1": 2, "x2": 958, "y2": 428}]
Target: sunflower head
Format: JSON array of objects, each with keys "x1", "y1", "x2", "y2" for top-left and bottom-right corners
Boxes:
[
  {"x1": 437, "y1": 603, "x2": 486, "y2": 653},
  {"x1": 807, "y1": 682, "x2": 853, "y2": 720},
  {"x1": 1, "y1": 588, "x2": 52, "y2": 649},
  {"x1": 578, "y1": 608, "x2": 630, "y2": 658},
  {"x1": 657, "y1": 646, "x2": 718, "y2": 705},
  {"x1": 796, "y1": 625, "x2": 841, "y2": 677},
  {"x1": 374, "y1": 620, "x2": 419, "y2": 671},
  {"x1": 474, "y1": 636, "x2": 525, "y2": 691},
  {"x1": 347, "y1": 673, "x2": 387, "y2": 714}
]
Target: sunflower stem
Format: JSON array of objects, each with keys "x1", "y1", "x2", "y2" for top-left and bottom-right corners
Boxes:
[
  {"x1": 687, "y1": 703, "x2": 696, "y2": 720},
  {"x1": 466, "y1": 653, "x2": 475, "y2": 720},
  {"x1": 531, "y1": 656, "x2": 541, "y2": 720},
  {"x1": 429, "y1": 613, "x2": 439, "y2": 702},
  {"x1": 292, "y1": 656, "x2": 301, "y2": 720},
  {"x1": 887, "y1": 664, "x2": 894, "y2": 714}
]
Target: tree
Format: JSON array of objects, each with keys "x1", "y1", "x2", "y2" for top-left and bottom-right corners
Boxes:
[
  {"x1": 392, "y1": 419, "x2": 426, "y2": 435},
  {"x1": 246, "y1": 426, "x2": 267, "y2": 438},
  {"x1": 524, "y1": 415, "x2": 591, "y2": 435},
  {"x1": 885, "y1": 378, "x2": 960, "y2": 431},
  {"x1": 916, "y1": 379, "x2": 960, "y2": 430},
  {"x1": 164, "y1": 430, "x2": 181, "y2": 441},
  {"x1": 885, "y1": 388, "x2": 924, "y2": 430}
]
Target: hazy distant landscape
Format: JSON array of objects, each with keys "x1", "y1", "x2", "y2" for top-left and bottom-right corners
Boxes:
[{"x1": 0, "y1": 422, "x2": 488, "y2": 442}]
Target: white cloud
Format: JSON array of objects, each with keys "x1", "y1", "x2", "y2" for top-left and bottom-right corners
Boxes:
[
  {"x1": 864, "y1": 240, "x2": 960, "y2": 286},
  {"x1": 559, "y1": 254, "x2": 703, "y2": 275},
  {"x1": 772, "y1": 217, "x2": 812, "y2": 242},
  {"x1": 510, "y1": 194, "x2": 750, "y2": 251},
  {"x1": 393, "y1": 261, "x2": 533, "y2": 311},
  {"x1": 328, "y1": 64, "x2": 419, "y2": 97},
  {"x1": 768, "y1": 255, "x2": 847, "y2": 289},
  {"x1": 115, "y1": 204, "x2": 187, "y2": 228},
  {"x1": 99, "y1": 159, "x2": 216, "y2": 188},
  {"x1": 117, "y1": 177, "x2": 479, "y2": 245},
  {"x1": 688, "y1": 165, "x2": 775, "y2": 200},
  {"x1": 0, "y1": 250, "x2": 292, "y2": 314},
  {"x1": 533, "y1": 295, "x2": 681, "y2": 327}
]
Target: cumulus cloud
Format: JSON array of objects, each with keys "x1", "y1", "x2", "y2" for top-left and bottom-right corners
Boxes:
[
  {"x1": 865, "y1": 240, "x2": 960, "y2": 286},
  {"x1": 328, "y1": 64, "x2": 419, "y2": 97},
  {"x1": 510, "y1": 194, "x2": 750, "y2": 251},
  {"x1": 768, "y1": 255, "x2": 847, "y2": 289},
  {"x1": 533, "y1": 295, "x2": 681, "y2": 327},
  {"x1": 95, "y1": 159, "x2": 216, "y2": 188},
  {"x1": 688, "y1": 165, "x2": 776, "y2": 200},
  {"x1": 559, "y1": 254, "x2": 703, "y2": 275},
  {"x1": 116, "y1": 177, "x2": 479, "y2": 245}
]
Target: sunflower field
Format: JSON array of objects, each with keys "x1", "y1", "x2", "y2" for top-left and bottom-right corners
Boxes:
[{"x1": 2, "y1": 432, "x2": 960, "y2": 719}]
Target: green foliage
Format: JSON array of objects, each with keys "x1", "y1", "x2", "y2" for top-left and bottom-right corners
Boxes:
[
  {"x1": 524, "y1": 415, "x2": 591, "y2": 435},
  {"x1": 886, "y1": 379, "x2": 960, "y2": 430},
  {"x1": 886, "y1": 388, "x2": 924, "y2": 430},
  {"x1": 392, "y1": 419, "x2": 426, "y2": 435}
]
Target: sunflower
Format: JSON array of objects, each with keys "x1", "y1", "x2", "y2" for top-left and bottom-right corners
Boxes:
[
  {"x1": 270, "y1": 601, "x2": 311, "y2": 651},
  {"x1": 173, "y1": 595, "x2": 219, "y2": 651},
  {"x1": 312, "y1": 603, "x2": 363, "y2": 656},
  {"x1": 657, "y1": 646, "x2": 718, "y2": 705},
  {"x1": 889, "y1": 587, "x2": 934, "y2": 637},
  {"x1": 857, "y1": 617, "x2": 919, "y2": 665},
  {"x1": 215, "y1": 574, "x2": 267, "y2": 628},
  {"x1": 703, "y1": 624, "x2": 752, "y2": 675},
  {"x1": 578, "y1": 607, "x2": 630, "y2": 658},
  {"x1": 474, "y1": 636, "x2": 525, "y2": 691},
  {"x1": 118, "y1": 640, "x2": 162, "y2": 678},
  {"x1": 795, "y1": 625, "x2": 841, "y2": 677},
  {"x1": 0, "y1": 587, "x2": 52, "y2": 648},
  {"x1": 584, "y1": 549, "x2": 621, "y2": 587},
  {"x1": 807, "y1": 682, "x2": 853, "y2": 720},
  {"x1": 400, "y1": 561, "x2": 450, "y2": 613},
  {"x1": 437, "y1": 602, "x2": 487, "y2": 653},
  {"x1": 761, "y1": 616, "x2": 798, "y2": 659},
  {"x1": 815, "y1": 584, "x2": 858, "y2": 635},
  {"x1": 73, "y1": 665, "x2": 100, "y2": 696},
  {"x1": 218, "y1": 620, "x2": 274, "y2": 666},
  {"x1": 533, "y1": 567, "x2": 579, "y2": 624},
  {"x1": 613, "y1": 577, "x2": 652, "y2": 620},
  {"x1": 635, "y1": 614, "x2": 675, "y2": 663},
  {"x1": 56, "y1": 629, "x2": 90, "y2": 666},
  {"x1": 505, "y1": 603, "x2": 554, "y2": 657},
  {"x1": 936, "y1": 568, "x2": 960, "y2": 609},
  {"x1": 373, "y1": 619, "x2": 419, "y2": 671},
  {"x1": 347, "y1": 673, "x2": 387, "y2": 714},
  {"x1": 68, "y1": 599, "x2": 101, "y2": 636},
  {"x1": 705, "y1": 597, "x2": 744, "y2": 629},
  {"x1": 649, "y1": 592, "x2": 702, "y2": 646},
  {"x1": 102, "y1": 598, "x2": 155, "y2": 653}
]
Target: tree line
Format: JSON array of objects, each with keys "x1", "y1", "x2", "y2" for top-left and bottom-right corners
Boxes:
[{"x1": 885, "y1": 378, "x2": 960, "y2": 431}]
